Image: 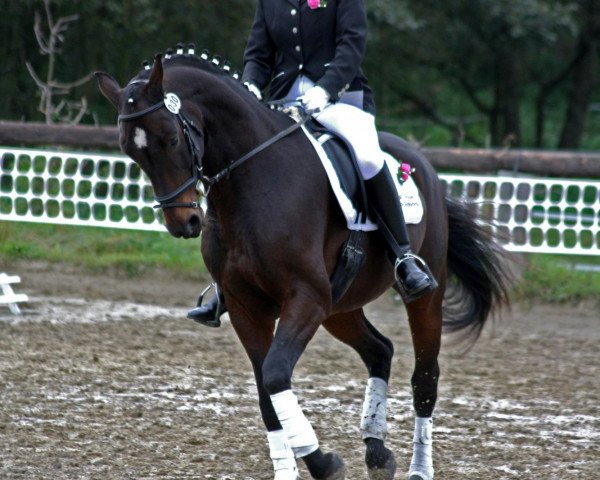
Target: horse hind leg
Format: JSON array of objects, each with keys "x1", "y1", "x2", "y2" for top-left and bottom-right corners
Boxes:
[
  {"x1": 404, "y1": 291, "x2": 444, "y2": 480},
  {"x1": 323, "y1": 309, "x2": 397, "y2": 480}
]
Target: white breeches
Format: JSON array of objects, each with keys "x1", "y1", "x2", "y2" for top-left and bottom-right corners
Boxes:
[
  {"x1": 284, "y1": 75, "x2": 386, "y2": 180},
  {"x1": 314, "y1": 104, "x2": 385, "y2": 180}
]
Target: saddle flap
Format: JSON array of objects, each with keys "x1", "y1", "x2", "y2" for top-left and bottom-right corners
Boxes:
[{"x1": 302, "y1": 121, "x2": 424, "y2": 231}]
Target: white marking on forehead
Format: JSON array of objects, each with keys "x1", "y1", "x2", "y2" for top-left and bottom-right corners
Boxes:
[{"x1": 134, "y1": 127, "x2": 148, "y2": 149}]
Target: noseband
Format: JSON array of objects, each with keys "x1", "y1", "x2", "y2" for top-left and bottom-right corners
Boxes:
[{"x1": 118, "y1": 93, "x2": 203, "y2": 209}]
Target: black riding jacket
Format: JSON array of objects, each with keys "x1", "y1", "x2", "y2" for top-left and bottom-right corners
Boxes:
[{"x1": 242, "y1": 0, "x2": 375, "y2": 114}]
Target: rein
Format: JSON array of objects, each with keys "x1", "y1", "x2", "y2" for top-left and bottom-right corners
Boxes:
[
  {"x1": 202, "y1": 116, "x2": 307, "y2": 187},
  {"x1": 118, "y1": 94, "x2": 311, "y2": 209}
]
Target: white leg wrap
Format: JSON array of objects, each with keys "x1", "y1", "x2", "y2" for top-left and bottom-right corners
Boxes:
[
  {"x1": 359, "y1": 377, "x2": 388, "y2": 440},
  {"x1": 408, "y1": 416, "x2": 434, "y2": 480},
  {"x1": 267, "y1": 429, "x2": 300, "y2": 480},
  {"x1": 270, "y1": 390, "x2": 319, "y2": 458}
]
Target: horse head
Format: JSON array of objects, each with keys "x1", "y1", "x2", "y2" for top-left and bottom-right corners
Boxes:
[{"x1": 96, "y1": 54, "x2": 204, "y2": 239}]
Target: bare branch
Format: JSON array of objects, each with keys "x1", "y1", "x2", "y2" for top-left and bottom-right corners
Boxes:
[
  {"x1": 52, "y1": 88, "x2": 72, "y2": 97},
  {"x1": 70, "y1": 97, "x2": 89, "y2": 125},
  {"x1": 43, "y1": 0, "x2": 53, "y2": 29},
  {"x1": 53, "y1": 15, "x2": 79, "y2": 48},
  {"x1": 25, "y1": 62, "x2": 46, "y2": 89},
  {"x1": 54, "y1": 99, "x2": 66, "y2": 115},
  {"x1": 27, "y1": 0, "x2": 95, "y2": 125},
  {"x1": 33, "y1": 11, "x2": 50, "y2": 54},
  {"x1": 48, "y1": 72, "x2": 94, "y2": 90}
]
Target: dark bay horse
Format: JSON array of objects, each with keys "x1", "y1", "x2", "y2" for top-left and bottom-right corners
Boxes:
[{"x1": 96, "y1": 51, "x2": 509, "y2": 480}]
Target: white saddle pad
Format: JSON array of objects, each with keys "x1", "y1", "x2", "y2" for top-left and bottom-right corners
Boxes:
[{"x1": 302, "y1": 126, "x2": 424, "y2": 231}]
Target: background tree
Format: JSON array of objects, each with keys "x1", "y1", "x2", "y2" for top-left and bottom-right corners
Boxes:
[
  {"x1": 367, "y1": 0, "x2": 584, "y2": 148},
  {"x1": 558, "y1": 0, "x2": 600, "y2": 148},
  {"x1": 26, "y1": 0, "x2": 94, "y2": 124},
  {"x1": 2, "y1": 0, "x2": 599, "y2": 150}
]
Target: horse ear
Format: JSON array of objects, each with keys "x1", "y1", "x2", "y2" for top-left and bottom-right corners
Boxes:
[
  {"x1": 95, "y1": 72, "x2": 122, "y2": 110},
  {"x1": 144, "y1": 54, "x2": 165, "y2": 100}
]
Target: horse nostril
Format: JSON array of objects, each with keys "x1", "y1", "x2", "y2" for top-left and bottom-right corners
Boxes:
[{"x1": 188, "y1": 213, "x2": 201, "y2": 236}]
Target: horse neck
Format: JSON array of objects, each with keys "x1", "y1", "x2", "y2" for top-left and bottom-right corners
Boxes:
[
  {"x1": 179, "y1": 69, "x2": 287, "y2": 177},
  {"x1": 181, "y1": 70, "x2": 294, "y2": 207}
]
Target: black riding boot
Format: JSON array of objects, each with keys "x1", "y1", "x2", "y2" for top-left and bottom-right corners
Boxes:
[
  {"x1": 365, "y1": 166, "x2": 435, "y2": 303},
  {"x1": 187, "y1": 286, "x2": 226, "y2": 328}
]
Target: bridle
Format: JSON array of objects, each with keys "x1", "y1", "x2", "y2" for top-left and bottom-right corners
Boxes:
[
  {"x1": 118, "y1": 94, "x2": 204, "y2": 209},
  {"x1": 118, "y1": 92, "x2": 311, "y2": 210}
]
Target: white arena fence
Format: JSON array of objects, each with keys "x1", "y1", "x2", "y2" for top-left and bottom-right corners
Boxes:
[
  {"x1": 0, "y1": 147, "x2": 161, "y2": 232},
  {"x1": 1, "y1": 147, "x2": 599, "y2": 256}
]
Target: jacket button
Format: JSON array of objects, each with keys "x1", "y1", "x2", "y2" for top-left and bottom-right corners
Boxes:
[
  {"x1": 293, "y1": 27, "x2": 298, "y2": 34},
  {"x1": 295, "y1": 45, "x2": 301, "y2": 52},
  {"x1": 291, "y1": 8, "x2": 297, "y2": 15}
]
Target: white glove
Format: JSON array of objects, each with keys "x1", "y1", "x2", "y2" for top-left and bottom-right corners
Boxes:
[
  {"x1": 301, "y1": 85, "x2": 330, "y2": 112},
  {"x1": 244, "y1": 81, "x2": 263, "y2": 100}
]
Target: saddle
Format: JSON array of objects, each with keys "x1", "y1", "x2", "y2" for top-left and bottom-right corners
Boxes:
[
  {"x1": 289, "y1": 110, "x2": 424, "y2": 305},
  {"x1": 303, "y1": 118, "x2": 370, "y2": 305},
  {"x1": 304, "y1": 119, "x2": 370, "y2": 225}
]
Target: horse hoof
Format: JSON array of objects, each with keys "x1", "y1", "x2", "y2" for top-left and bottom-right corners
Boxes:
[
  {"x1": 318, "y1": 452, "x2": 346, "y2": 480},
  {"x1": 273, "y1": 466, "x2": 300, "y2": 480},
  {"x1": 368, "y1": 454, "x2": 396, "y2": 480},
  {"x1": 365, "y1": 438, "x2": 396, "y2": 480},
  {"x1": 408, "y1": 472, "x2": 433, "y2": 480}
]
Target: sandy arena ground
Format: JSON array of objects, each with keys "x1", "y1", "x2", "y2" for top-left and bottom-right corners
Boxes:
[{"x1": 0, "y1": 260, "x2": 598, "y2": 479}]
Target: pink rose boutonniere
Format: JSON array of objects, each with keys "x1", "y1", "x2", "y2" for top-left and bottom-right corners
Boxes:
[{"x1": 308, "y1": 0, "x2": 327, "y2": 9}]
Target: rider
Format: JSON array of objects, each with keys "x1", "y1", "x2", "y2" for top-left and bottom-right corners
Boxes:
[{"x1": 188, "y1": 0, "x2": 435, "y2": 326}]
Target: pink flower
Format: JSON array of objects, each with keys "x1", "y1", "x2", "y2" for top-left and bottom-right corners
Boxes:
[
  {"x1": 308, "y1": 0, "x2": 320, "y2": 9},
  {"x1": 399, "y1": 163, "x2": 414, "y2": 183}
]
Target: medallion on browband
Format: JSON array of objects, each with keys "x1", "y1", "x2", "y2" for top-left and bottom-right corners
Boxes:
[{"x1": 117, "y1": 89, "x2": 204, "y2": 209}]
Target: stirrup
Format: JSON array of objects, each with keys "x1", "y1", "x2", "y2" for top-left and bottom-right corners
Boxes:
[
  {"x1": 196, "y1": 282, "x2": 217, "y2": 307},
  {"x1": 393, "y1": 253, "x2": 438, "y2": 304},
  {"x1": 188, "y1": 282, "x2": 223, "y2": 328},
  {"x1": 394, "y1": 253, "x2": 426, "y2": 284}
]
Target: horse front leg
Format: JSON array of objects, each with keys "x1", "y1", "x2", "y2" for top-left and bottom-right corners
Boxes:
[
  {"x1": 261, "y1": 286, "x2": 346, "y2": 480},
  {"x1": 226, "y1": 296, "x2": 301, "y2": 479},
  {"x1": 405, "y1": 294, "x2": 443, "y2": 480}
]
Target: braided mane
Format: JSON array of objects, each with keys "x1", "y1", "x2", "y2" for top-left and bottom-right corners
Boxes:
[
  {"x1": 134, "y1": 43, "x2": 242, "y2": 84},
  {"x1": 124, "y1": 42, "x2": 270, "y2": 107}
]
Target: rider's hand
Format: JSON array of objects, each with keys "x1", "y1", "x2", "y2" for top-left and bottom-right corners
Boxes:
[
  {"x1": 244, "y1": 82, "x2": 263, "y2": 101},
  {"x1": 301, "y1": 86, "x2": 330, "y2": 112}
]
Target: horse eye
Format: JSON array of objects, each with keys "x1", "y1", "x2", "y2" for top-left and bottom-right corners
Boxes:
[{"x1": 169, "y1": 135, "x2": 179, "y2": 147}]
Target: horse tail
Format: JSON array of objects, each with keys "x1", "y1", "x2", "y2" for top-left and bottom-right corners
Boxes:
[{"x1": 443, "y1": 196, "x2": 511, "y2": 345}]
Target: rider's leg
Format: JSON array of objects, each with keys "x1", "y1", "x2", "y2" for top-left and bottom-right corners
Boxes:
[
  {"x1": 315, "y1": 104, "x2": 435, "y2": 302},
  {"x1": 187, "y1": 284, "x2": 226, "y2": 327},
  {"x1": 364, "y1": 165, "x2": 434, "y2": 299}
]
